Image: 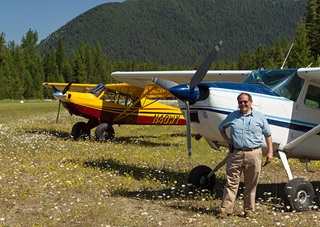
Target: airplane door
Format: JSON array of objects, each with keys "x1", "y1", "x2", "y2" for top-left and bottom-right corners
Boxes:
[{"x1": 291, "y1": 82, "x2": 320, "y2": 152}]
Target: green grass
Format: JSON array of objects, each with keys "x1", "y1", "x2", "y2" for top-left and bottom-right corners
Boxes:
[{"x1": 1, "y1": 100, "x2": 320, "y2": 226}]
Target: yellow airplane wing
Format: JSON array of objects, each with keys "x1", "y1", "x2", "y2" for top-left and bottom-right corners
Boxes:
[
  {"x1": 42, "y1": 82, "x2": 98, "y2": 92},
  {"x1": 42, "y1": 82, "x2": 174, "y2": 99}
]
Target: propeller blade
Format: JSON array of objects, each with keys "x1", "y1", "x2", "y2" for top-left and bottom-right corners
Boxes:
[
  {"x1": 185, "y1": 101, "x2": 192, "y2": 157},
  {"x1": 152, "y1": 77, "x2": 179, "y2": 90},
  {"x1": 189, "y1": 40, "x2": 223, "y2": 90},
  {"x1": 56, "y1": 100, "x2": 61, "y2": 124},
  {"x1": 62, "y1": 81, "x2": 73, "y2": 95}
]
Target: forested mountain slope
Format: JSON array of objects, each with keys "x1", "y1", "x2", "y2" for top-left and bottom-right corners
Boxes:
[{"x1": 40, "y1": 0, "x2": 306, "y2": 66}]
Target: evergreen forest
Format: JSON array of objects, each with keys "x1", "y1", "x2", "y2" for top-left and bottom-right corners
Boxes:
[
  {"x1": 0, "y1": 0, "x2": 320, "y2": 100},
  {"x1": 40, "y1": 0, "x2": 307, "y2": 66}
]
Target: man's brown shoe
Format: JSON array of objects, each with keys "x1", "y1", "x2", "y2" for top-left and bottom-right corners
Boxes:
[
  {"x1": 216, "y1": 212, "x2": 229, "y2": 219},
  {"x1": 244, "y1": 212, "x2": 255, "y2": 218}
]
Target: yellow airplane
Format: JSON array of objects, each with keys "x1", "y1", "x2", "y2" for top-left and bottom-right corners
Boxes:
[{"x1": 42, "y1": 82, "x2": 186, "y2": 140}]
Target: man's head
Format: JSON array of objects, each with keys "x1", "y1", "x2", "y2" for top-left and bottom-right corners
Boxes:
[{"x1": 237, "y1": 92, "x2": 252, "y2": 114}]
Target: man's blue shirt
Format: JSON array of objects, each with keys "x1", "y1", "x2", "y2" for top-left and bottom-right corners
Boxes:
[{"x1": 219, "y1": 109, "x2": 271, "y2": 149}]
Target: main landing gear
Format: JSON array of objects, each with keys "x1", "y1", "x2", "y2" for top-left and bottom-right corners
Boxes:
[
  {"x1": 187, "y1": 156, "x2": 228, "y2": 192},
  {"x1": 278, "y1": 150, "x2": 315, "y2": 211},
  {"x1": 284, "y1": 177, "x2": 314, "y2": 211},
  {"x1": 187, "y1": 165, "x2": 216, "y2": 191},
  {"x1": 71, "y1": 121, "x2": 115, "y2": 141}
]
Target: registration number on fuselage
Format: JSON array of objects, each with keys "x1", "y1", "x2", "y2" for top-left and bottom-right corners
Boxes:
[{"x1": 152, "y1": 114, "x2": 181, "y2": 124}]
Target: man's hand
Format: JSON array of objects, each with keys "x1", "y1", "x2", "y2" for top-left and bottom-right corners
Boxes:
[{"x1": 263, "y1": 151, "x2": 273, "y2": 167}]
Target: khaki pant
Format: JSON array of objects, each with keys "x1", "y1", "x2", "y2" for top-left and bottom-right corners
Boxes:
[{"x1": 220, "y1": 148, "x2": 262, "y2": 214}]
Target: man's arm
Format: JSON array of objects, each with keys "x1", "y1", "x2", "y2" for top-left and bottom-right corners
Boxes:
[{"x1": 219, "y1": 129, "x2": 232, "y2": 145}]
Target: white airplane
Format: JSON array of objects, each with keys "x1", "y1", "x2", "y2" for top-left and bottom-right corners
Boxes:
[{"x1": 111, "y1": 41, "x2": 320, "y2": 212}]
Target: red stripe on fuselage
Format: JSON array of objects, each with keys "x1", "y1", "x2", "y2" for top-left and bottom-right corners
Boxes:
[{"x1": 62, "y1": 102, "x2": 185, "y2": 125}]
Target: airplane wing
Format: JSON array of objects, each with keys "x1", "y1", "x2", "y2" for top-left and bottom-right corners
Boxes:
[
  {"x1": 42, "y1": 82, "x2": 99, "y2": 92},
  {"x1": 44, "y1": 69, "x2": 252, "y2": 99},
  {"x1": 105, "y1": 83, "x2": 144, "y2": 98},
  {"x1": 111, "y1": 70, "x2": 252, "y2": 88},
  {"x1": 297, "y1": 67, "x2": 320, "y2": 82},
  {"x1": 43, "y1": 82, "x2": 174, "y2": 99}
]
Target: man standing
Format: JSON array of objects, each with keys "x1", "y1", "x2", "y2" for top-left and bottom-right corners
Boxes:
[{"x1": 217, "y1": 92, "x2": 273, "y2": 218}]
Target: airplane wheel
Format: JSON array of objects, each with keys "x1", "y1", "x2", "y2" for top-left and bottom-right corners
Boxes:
[
  {"x1": 284, "y1": 177, "x2": 314, "y2": 211},
  {"x1": 95, "y1": 123, "x2": 115, "y2": 141},
  {"x1": 187, "y1": 165, "x2": 215, "y2": 192},
  {"x1": 195, "y1": 134, "x2": 202, "y2": 140},
  {"x1": 71, "y1": 122, "x2": 90, "y2": 140}
]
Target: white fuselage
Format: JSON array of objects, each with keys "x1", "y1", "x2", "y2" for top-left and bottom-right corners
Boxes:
[{"x1": 179, "y1": 83, "x2": 320, "y2": 160}]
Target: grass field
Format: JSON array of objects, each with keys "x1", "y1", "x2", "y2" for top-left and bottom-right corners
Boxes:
[{"x1": 1, "y1": 100, "x2": 320, "y2": 226}]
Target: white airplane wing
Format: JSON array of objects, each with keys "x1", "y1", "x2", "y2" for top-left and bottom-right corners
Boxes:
[
  {"x1": 297, "y1": 67, "x2": 320, "y2": 83},
  {"x1": 111, "y1": 70, "x2": 252, "y2": 88}
]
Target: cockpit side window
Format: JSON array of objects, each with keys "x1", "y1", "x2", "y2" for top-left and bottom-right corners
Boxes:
[
  {"x1": 100, "y1": 89, "x2": 140, "y2": 107},
  {"x1": 243, "y1": 69, "x2": 304, "y2": 101},
  {"x1": 304, "y1": 84, "x2": 320, "y2": 109}
]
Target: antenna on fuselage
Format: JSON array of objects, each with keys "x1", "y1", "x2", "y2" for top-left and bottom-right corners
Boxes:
[{"x1": 281, "y1": 43, "x2": 294, "y2": 69}]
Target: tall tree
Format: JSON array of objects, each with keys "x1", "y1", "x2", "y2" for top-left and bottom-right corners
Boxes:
[
  {"x1": 288, "y1": 20, "x2": 311, "y2": 68},
  {"x1": 0, "y1": 33, "x2": 8, "y2": 99},
  {"x1": 254, "y1": 44, "x2": 267, "y2": 69},
  {"x1": 237, "y1": 44, "x2": 254, "y2": 69},
  {"x1": 21, "y1": 29, "x2": 43, "y2": 99},
  {"x1": 305, "y1": 0, "x2": 320, "y2": 61},
  {"x1": 56, "y1": 38, "x2": 71, "y2": 81}
]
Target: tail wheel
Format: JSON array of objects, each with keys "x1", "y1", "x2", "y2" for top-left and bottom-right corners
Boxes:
[
  {"x1": 187, "y1": 165, "x2": 216, "y2": 192},
  {"x1": 284, "y1": 177, "x2": 314, "y2": 211},
  {"x1": 71, "y1": 122, "x2": 90, "y2": 140},
  {"x1": 95, "y1": 123, "x2": 115, "y2": 141}
]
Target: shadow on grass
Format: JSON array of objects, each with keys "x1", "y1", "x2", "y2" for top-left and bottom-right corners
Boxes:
[
  {"x1": 25, "y1": 129, "x2": 70, "y2": 139},
  {"x1": 26, "y1": 129, "x2": 179, "y2": 147},
  {"x1": 83, "y1": 158, "x2": 188, "y2": 183},
  {"x1": 81, "y1": 158, "x2": 320, "y2": 214},
  {"x1": 113, "y1": 136, "x2": 179, "y2": 147}
]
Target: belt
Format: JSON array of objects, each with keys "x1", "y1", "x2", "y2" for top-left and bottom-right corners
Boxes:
[{"x1": 234, "y1": 146, "x2": 261, "y2": 151}]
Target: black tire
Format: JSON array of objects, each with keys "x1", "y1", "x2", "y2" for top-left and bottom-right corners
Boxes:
[
  {"x1": 284, "y1": 177, "x2": 314, "y2": 211},
  {"x1": 71, "y1": 122, "x2": 90, "y2": 140},
  {"x1": 95, "y1": 123, "x2": 115, "y2": 141},
  {"x1": 195, "y1": 134, "x2": 202, "y2": 140},
  {"x1": 187, "y1": 165, "x2": 216, "y2": 191}
]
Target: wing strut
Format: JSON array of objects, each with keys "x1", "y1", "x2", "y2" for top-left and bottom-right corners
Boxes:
[
  {"x1": 278, "y1": 123, "x2": 320, "y2": 181},
  {"x1": 283, "y1": 124, "x2": 320, "y2": 151}
]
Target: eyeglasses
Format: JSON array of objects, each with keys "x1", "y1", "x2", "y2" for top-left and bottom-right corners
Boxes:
[{"x1": 238, "y1": 100, "x2": 249, "y2": 104}]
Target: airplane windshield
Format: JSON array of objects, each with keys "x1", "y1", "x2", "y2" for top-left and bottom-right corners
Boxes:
[{"x1": 243, "y1": 68, "x2": 304, "y2": 101}]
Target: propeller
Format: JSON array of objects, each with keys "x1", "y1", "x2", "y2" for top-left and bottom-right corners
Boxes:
[
  {"x1": 152, "y1": 78, "x2": 178, "y2": 90},
  {"x1": 189, "y1": 41, "x2": 223, "y2": 90},
  {"x1": 153, "y1": 41, "x2": 223, "y2": 157},
  {"x1": 62, "y1": 81, "x2": 73, "y2": 94},
  {"x1": 53, "y1": 82, "x2": 73, "y2": 123}
]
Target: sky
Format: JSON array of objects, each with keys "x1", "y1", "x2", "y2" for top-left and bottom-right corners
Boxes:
[{"x1": 0, "y1": 0, "x2": 124, "y2": 44}]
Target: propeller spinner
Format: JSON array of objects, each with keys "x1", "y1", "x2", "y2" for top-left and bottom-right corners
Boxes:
[{"x1": 152, "y1": 41, "x2": 223, "y2": 157}]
